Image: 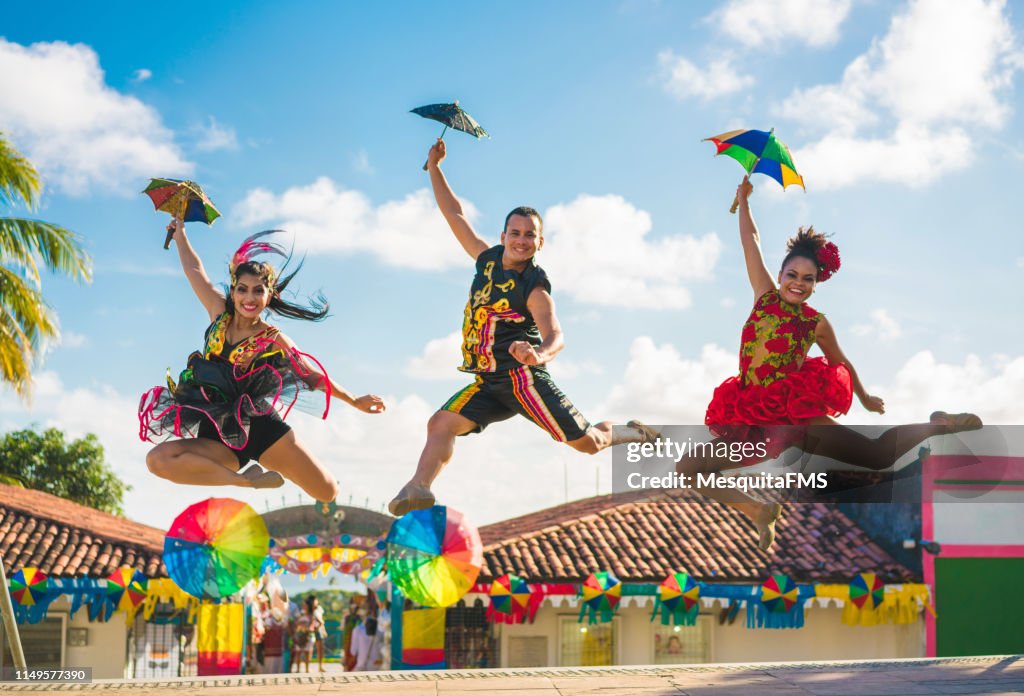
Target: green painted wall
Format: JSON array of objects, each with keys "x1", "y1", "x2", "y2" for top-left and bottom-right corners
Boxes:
[{"x1": 935, "y1": 557, "x2": 1024, "y2": 656}]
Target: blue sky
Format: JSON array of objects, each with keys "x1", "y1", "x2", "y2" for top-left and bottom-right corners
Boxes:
[{"x1": 2, "y1": 0, "x2": 1023, "y2": 537}]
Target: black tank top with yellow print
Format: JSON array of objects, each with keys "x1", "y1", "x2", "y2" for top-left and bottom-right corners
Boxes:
[{"x1": 460, "y1": 245, "x2": 551, "y2": 374}]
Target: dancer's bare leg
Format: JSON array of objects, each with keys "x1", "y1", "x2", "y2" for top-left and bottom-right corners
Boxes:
[
  {"x1": 389, "y1": 410, "x2": 478, "y2": 516},
  {"x1": 260, "y1": 431, "x2": 338, "y2": 502},
  {"x1": 801, "y1": 412, "x2": 983, "y2": 470},
  {"x1": 566, "y1": 420, "x2": 658, "y2": 454},
  {"x1": 147, "y1": 439, "x2": 281, "y2": 488}
]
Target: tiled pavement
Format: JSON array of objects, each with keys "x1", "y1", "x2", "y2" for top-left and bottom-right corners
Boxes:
[{"x1": 4, "y1": 656, "x2": 1023, "y2": 695}]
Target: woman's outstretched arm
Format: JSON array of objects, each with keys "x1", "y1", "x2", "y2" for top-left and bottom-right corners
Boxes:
[
  {"x1": 815, "y1": 316, "x2": 885, "y2": 414},
  {"x1": 169, "y1": 218, "x2": 225, "y2": 320},
  {"x1": 736, "y1": 176, "x2": 776, "y2": 300},
  {"x1": 278, "y1": 333, "x2": 386, "y2": 414}
]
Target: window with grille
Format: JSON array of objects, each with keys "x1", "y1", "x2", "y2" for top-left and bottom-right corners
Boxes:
[
  {"x1": 128, "y1": 606, "x2": 197, "y2": 679},
  {"x1": 445, "y1": 600, "x2": 498, "y2": 669},
  {"x1": 1, "y1": 615, "x2": 65, "y2": 669},
  {"x1": 651, "y1": 616, "x2": 711, "y2": 664},
  {"x1": 559, "y1": 616, "x2": 616, "y2": 667}
]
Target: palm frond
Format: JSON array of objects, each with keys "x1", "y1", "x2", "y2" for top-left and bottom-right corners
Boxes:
[
  {"x1": 0, "y1": 218, "x2": 92, "y2": 283},
  {"x1": 0, "y1": 265, "x2": 57, "y2": 350},
  {"x1": 0, "y1": 308, "x2": 32, "y2": 398},
  {"x1": 0, "y1": 134, "x2": 41, "y2": 210}
]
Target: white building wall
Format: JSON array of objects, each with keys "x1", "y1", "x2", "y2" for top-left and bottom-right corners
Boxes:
[
  {"x1": 494, "y1": 597, "x2": 924, "y2": 667},
  {"x1": 47, "y1": 596, "x2": 129, "y2": 679}
]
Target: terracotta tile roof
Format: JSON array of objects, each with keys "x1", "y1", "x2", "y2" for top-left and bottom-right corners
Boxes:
[
  {"x1": 0, "y1": 484, "x2": 166, "y2": 578},
  {"x1": 479, "y1": 490, "x2": 916, "y2": 584}
]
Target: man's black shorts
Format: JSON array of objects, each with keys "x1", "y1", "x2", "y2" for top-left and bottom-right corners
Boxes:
[{"x1": 441, "y1": 365, "x2": 590, "y2": 442}]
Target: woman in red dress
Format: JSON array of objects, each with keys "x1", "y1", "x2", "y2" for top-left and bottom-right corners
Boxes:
[{"x1": 678, "y1": 177, "x2": 981, "y2": 549}]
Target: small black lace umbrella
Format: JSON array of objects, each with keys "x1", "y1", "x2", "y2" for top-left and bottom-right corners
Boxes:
[{"x1": 411, "y1": 101, "x2": 489, "y2": 169}]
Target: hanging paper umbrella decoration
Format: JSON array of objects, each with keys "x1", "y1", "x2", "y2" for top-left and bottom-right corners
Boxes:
[
  {"x1": 653, "y1": 571, "x2": 701, "y2": 626},
  {"x1": 106, "y1": 567, "x2": 149, "y2": 619},
  {"x1": 411, "y1": 101, "x2": 490, "y2": 170},
  {"x1": 849, "y1": 572, "x2": 885, "y2": 611},
  {"x1": 164, "y1": 498, "x2": 270, "y2": 600},
  {"x1": 579, "y1": 571, "x2": 622, "y2": 624},
  {"x1": 142, "y1": 178, "x2": 221, "y2": 249},
  {"x1": 9, "y1": 567, "x2": 49, "y2": 606},
  {"x1": 386, "y1": 505, "x2": 483, "y2": 608},
  {"x1": 704, "y1": 128, "x2": 804, "y2": 213},
  {"x1": 760, "y1": 573, "x2": 799, "y2": 614},
  {"x1": 487, "y1": 573, "x2": 535, "y2": 624}
]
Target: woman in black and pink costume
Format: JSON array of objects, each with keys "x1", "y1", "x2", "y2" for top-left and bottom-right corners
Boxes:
[
  {"x1": 139, "y1": 219, "x2": 385, "y2": 502},
  {"x1": 676, "y1": 177, "x2": 982, "y2": 550}
]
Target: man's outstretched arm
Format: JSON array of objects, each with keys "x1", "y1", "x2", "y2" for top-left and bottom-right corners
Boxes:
[{"x1": 426, "y1": 139, "x2": 489, "y2": 260}]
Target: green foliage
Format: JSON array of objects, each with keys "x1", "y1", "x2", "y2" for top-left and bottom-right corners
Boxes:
[
  {"x1": 0, "y1": 133, "x2": 92, "y2": 399},
  {"x1": 0, "y1": 427, "x2": 130, "y2": 515}
]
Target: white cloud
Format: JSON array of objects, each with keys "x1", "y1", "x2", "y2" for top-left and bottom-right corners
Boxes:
[
  {"x1": 351, "y1": 149, "x2": 373, "y2": 175},
  {"x1": 131, "y1": 68, "x2": 152, "y2": 83},
  {"x1": 405, "y1": 331, "x2": 464, "y2": 380},
  {"x1": 0, "y1": 39, "x2": 191, "y2": 195},
  {"x1": 194, "y1": 115, "x2": 239, "y2": 152},
  {"x1": 658, "y1": 50, "x2": 753, "y2": 101},
  {"x1": 542, "y1": 194, "x2": 722, "y2": 309},
  {"x1": 597, "y1": 337, "x2": 736, "y2": 424},
  {"x1": 870, "y1": 351, "x2": 1024, "y2": 425},
  {"x1": 713, "y1": 0, "x2": 853, "y2": 48},
  {"x1": 233, "y1": 178, "x2": 472, "y2": 271},
  {"x1": 852, "y1": 308, "x2": 902, "y2": 341},
  {"x1": 778, "y1": 0, "x2": 1021, "y2": 190},
  {"x1": 58, "y1": 331, "x2": 89, "y2": 349},
  {"x1": 547, "y1": 358, "x2": 605, "y2": 380}
]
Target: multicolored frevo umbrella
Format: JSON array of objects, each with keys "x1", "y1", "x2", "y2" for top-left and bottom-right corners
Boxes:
[
  {"x1": 107, "y1": 567, "x2": 149, "y2": 612},
  {"x1": 654, "y1": 571, "x2": 701, "y2": 625},
  {"x1": 849, "y1": 572, "x2": 885, "y2": 610},
  {"x1": 580, "y1": 571, "x2": 622, "y2": 624},
  {"x1": 142, "y1": 178, "x2": 221, "y2": 249},
  {"x1": 9, "y1": 567, "x2": 49, "y2": 606},
  {"x1": 704, "y1": 128, "x2": 804, "y2": 212},
  {"x1": 760, "y1": 572, "x2": 799, "y2": 614},
  {"x1": 164, "y1": 498, "x2": 269, "y2": 600},
  {"x1": 386, "y1": 505, "x2": 483, "y2": 608}
]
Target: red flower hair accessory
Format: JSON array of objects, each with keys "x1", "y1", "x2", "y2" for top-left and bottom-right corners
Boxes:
[{"x1": 816, "y1": 241, "x2": 841, "y2": 282}]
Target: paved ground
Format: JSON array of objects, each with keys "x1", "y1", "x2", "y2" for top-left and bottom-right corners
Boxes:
[{"x1": 5, "y1": 655, "x2": 1022, "y2": 695}]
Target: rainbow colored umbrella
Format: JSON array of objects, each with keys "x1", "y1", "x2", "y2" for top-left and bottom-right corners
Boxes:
[
  {"x1": 164, "y1": 498, "x2": 269, "y2": 600},
  {"x1": 761, "y1": 573, "x2": 799, "y2": 614},
  {"x1": 849, "y1": 572, "x2": 885, "y2": 610},
  {"x1": 107, "y1": 567, "x2": 149, "y2": 611},
  {"x1": 9, "y1": 567, "x2": 48, "y2": 606},
  {"x1": 704, "y1": 128, "x2": 804, "y2": 212},
  {"x1": 386, "y1": 505, "x2": 483, "y2": 608},
  {"x1": 142, "y1": 178, "x2": 221, "y2": 249},
  {"x1": 580, "y1": 571, "x2": 622, "y2": 623}
]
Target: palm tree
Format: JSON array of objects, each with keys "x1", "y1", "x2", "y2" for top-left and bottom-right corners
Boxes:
[{"x1": 1, "y1": 134, "x2": 92, "y2": 399}]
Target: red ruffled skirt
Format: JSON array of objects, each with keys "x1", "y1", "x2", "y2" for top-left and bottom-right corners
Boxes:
[{"x1": 705, "y1": 357, "x2": 853, "y2": 461}]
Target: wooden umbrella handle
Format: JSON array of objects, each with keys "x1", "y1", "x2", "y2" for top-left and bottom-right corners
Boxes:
[
  {"x1": 164, "y1": 197, "x2": 188, "y2": 249},
  {"x1": 729, "y1": 193, "x2": 740, "y2": 214}
]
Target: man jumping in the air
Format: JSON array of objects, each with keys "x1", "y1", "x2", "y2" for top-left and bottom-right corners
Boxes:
[{"x1": 388, "y1": 139, "x2": 655, "y2": 516}]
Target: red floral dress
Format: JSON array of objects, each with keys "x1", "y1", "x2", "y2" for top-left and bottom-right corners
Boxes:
[{"x1": 705, "y1": 290, "x2": 853, "y2": 458}]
